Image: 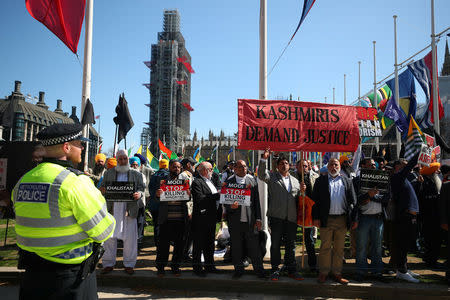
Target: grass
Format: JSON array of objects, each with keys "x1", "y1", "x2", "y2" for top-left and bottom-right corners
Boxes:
[{"x1": 0, "y1": 219, "x2": 18, "y2": 267}]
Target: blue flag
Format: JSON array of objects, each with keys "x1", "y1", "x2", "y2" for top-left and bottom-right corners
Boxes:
[{"x1": 385, "y1": 69, "x2": 417, "y2": 138}]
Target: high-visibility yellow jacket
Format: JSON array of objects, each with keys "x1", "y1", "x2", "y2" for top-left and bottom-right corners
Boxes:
[{"x1": 11, "y1": 161, "x2": 116, "y2": 264}]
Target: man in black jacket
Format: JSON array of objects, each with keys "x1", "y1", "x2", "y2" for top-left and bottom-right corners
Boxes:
[
  {"x1": 191, "y1": 161, "x2": 221, "y2": 276},
  {"x1": 312, "y1": 158, "x2": 356, "y2": 284},
  {"x1": 391, "y1": 153, "x2": 420, "y2": 283},
  {"x1": 154, "y1": 160, "x2": 190, "y2": 277},
  {"x1": 224, "y1": 160, "x2": 266, "y2": 279}
]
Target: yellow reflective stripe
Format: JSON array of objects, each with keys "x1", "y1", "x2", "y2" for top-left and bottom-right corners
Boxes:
[
  {"x1": 15, "y1": 215, "x2": 77, "y2": 228},
  {"x1": 79, "y1": 203, "x2": 108, "y2": 232},
  {"x1": 17, "y1": 231, "x2": 89, "y2": 247},
  {"x1": 91, "y1": 221, "x2": 114, "y2": 242},
  {"x1": 48, "y1": 169, "x2": 71, "y2": 218}
]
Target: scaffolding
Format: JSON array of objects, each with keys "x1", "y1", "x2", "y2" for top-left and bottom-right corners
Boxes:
[{"x1": 144, "y1": 9, "x2": 193, "y2": 155}]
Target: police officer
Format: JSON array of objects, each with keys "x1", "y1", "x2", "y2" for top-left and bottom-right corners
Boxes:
[{"x1": 11, "y1": 123, "x2": 116, "y2": 300}]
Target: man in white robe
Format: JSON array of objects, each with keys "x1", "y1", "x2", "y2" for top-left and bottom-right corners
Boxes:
[{"x1": 100, "y1": 150, "x2": 145, "y2": 275}]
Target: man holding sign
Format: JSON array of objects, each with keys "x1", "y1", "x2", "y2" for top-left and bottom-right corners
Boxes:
[
  {"x1": 223, "y1": 160, "x2": 266, "y2": 279},
  {"x1": 155, "y1": 160, "x2": 191, "y2": 277},
  {"x1": 100, "y1": 150, "x2": 145, "y2": 275}
]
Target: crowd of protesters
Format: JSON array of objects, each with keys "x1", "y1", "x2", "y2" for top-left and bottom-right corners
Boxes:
[{"x1": 85, "y1": 149, "x2": 450, "y2": 285}]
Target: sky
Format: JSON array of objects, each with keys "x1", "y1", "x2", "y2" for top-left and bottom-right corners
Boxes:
[{"x1": 1, "y1": 0, "x2": 449, "y2": 153}]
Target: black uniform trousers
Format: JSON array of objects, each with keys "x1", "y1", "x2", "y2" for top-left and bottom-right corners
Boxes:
[
  {"x1": 156, "y1": 220, "x2": 185, "y2": 270},
  {"x1": 192, "y1": 215, "x2": 216, "y2": 271},
  {"x1": 20, "y1": 265, "x2": 97, "y2": 300}
]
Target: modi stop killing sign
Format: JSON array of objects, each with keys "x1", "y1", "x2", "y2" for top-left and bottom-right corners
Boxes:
[
  {"x1": 220, "y1": 183, "x2": 251, "y2": 206},
  {"x1": 160, "y1": 179, "x2": 190, "y2": 201}
]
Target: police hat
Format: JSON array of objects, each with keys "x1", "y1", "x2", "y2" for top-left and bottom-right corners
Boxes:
[{"x1": 37, "y1": 123, "x2": 90, "y2": 146}]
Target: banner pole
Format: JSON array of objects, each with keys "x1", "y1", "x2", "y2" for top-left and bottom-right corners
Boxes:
[{"x1": 301, "y1": 152, "x2": 306, "y2": 269}]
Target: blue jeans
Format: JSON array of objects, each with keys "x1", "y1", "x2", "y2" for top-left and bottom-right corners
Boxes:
[{"x1": 356, "y1": 214, "x2": 384, "y2": 275}]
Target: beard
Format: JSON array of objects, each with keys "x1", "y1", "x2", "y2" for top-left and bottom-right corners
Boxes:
[
  {"x1": 170, "y1": 171, "x2": 180, "y2": 179},
  {"x1": 115, "y1": 165, "x2": 130, "y2": 173},
  {"x1": 93, "y1": 164, "x2": 105, "y2": 175},
  {"x1": 328, "y1": 169, "x2": 340, "y2": 178}
]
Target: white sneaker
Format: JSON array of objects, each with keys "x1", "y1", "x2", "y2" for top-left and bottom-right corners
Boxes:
[
  {"x1": 396, "y1": 271, "x2": 420, "y2": 283},
  {"x1": 407, "y1": 270, "x2": 420, "y2": 278}
]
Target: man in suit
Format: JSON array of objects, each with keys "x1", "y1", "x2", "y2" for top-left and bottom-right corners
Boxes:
[
  {"x1": 257, "y1": 150, "x2": 303, "y2": 281},
  {"x1": 224, "y1": 160, "x2": 266, "y2": 279},
  {"x1": 312, "y1": 157, "x2": 357, "y2": 284},
  {"x1": 191, "y1": 161, "x2": 221, "y2": 276},
  {"x1": 154, "y1": 160, "x2": 191, "y2": 277},
  {"x1": 100, "y1": 150, "x2": 145, "y2": 275}
]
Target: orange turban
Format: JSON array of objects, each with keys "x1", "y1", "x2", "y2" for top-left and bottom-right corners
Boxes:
[
  {"x1": 106, "y1": 157, "x2": 117, "y2": 169},
  {"x1": 95, "y1": 153, "x2": 106, "y2": 163},
  {"x1": 420, "y1": 162, "x2": 440, "y2": 175},
  {"x1": 339, "y1": 155, "x2": 349, "y2": 165}
]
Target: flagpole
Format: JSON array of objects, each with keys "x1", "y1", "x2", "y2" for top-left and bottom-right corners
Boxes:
[
  {"x1": 394, "y1": 15, "x2": 402, "y2": 158},
  {"x1": 258, "y1": 0, "x2": 270, "y2": 257},
  {"x1": 81, "y1": 0, "x2": 93, "y2": 171},
  {"x1": 300, "y1": 152, "x2": 305, "y2": 269},
  {"x1": 97, "y1": 115, "x2": 100, "y2": 153},
  {"x1": 431, "y1": 0, "x2": 440, "y2": 134},
  {"x1": 358, "y1": 61, "x2": 361, "y2": 105},
  {"x1": 344, "y1": 74, "x2": 347, "y2": 105},
  {"x1": 373, "y1": 41, "x2": 380, "y2": 153},
  {"x1": 333, "y1": 87, "x2": 335, "y2": 104},
  {"x1": 112, "y1": 125, "x2": 118, "y2": 157}
]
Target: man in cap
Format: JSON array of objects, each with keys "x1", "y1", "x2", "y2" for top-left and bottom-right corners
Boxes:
[
  {"x1": 12, "y1": 123, "x2": 115, "y2": 299},
  {"x1": 100, "y1": 150, "x2": 145, "y2": 275},
  {"x1": 85, "y1": 153, "x2": 107, "y2": 186}
]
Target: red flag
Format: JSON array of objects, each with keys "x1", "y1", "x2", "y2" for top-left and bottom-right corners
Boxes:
[
  {"x1": 95, "y1": 115, "x2": 100, "y2": 119},
  {"x1": 158, "y1": 139, "x2": 173, "y2": 158},
  {"x1": 98, "y1": 143, "x2": 102, "y2": 154},
  {"x1": 26, "y1": 0, "x2": 86, "y2": 54},
  {"x1": 182, "y1": 102, "x2": 194, "y2": 112}
]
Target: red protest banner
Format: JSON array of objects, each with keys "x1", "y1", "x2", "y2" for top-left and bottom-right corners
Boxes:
[{"x1": 238, "y1": 99, "x2": 360, "y2": 152}]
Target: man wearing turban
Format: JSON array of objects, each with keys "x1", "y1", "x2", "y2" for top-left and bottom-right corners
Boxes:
[{"x1": 85, "y1": 153, "x2": 107, "y2": 186}]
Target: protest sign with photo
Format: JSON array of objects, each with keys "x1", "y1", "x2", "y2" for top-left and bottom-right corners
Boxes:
[
  {"x1": 105, "y1": 181, "x2": 136, "y2": 202},
  {"x1": 159, "y1": 179, "x2": 190, "y2": 201},
  {"x1": 220, "y1": 182, "x2": 251, "y2": 206},
  {"x1": 360, "y1": 169, "x2": 390, "y2": 193}
]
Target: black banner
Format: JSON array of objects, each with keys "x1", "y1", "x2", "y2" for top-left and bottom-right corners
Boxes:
[
  {"x1": 105, "y1": 181, "x2": 136, "y2": 202},
  {"x1": 360, "y1": 169, "x2": 390, "y2": 193}
]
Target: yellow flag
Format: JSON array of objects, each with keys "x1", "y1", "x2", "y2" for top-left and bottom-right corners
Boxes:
[{"x1": 137, "y1": 145, "x2": 142, "y2": 154}]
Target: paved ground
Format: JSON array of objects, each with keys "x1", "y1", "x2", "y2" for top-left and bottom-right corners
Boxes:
[{"x1": 0, "y1": 284, "x2": 355, "y2": 300}]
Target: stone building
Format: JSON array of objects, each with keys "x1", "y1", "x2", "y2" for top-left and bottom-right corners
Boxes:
[{"x1": 0, "y1": 80, "x2": 101, "y2": 166}]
